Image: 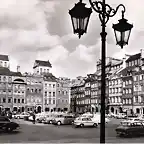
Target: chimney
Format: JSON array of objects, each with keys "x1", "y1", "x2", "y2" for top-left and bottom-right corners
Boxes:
[{"x1": 17, "y1": 65, "x2": 20, "y2": 72}]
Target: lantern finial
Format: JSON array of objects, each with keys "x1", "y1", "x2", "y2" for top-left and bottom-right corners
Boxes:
[{"x1": 122, "y1": 10, "x2": 124, "y2": 19}]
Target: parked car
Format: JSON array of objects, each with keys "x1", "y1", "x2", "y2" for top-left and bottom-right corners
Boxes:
[
  {"x1": 73, "y1": 117, "x2": 98, "y2": 128},
  {"x1": 13, "y1": 112, "x2": 30, "y2": 119},
  {"x1": 0, "y1": 116, "x2": 20, "y2": 132},
  {"x1": 116, "y1": 120, "x2": 144, "y2": 137},
  {"x1": 52, "y1": 114, "x2": 75, "y2": 125},
  {"x1": 42, "y1": 114, "x2": 56, "y2": 124},
  {"x1": 91, "y1": 114, "x2": 110, "y2": 124}
]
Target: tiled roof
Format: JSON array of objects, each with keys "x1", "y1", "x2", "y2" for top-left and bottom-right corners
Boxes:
[
  {"x1": 126, "y1": 53, "x2": 141, "y2": 62},
  {"x1": 0, "y1": 67, "x2": 10, "y2": 75},
  {"x1": 43, "y1": 73, "x2": 57, "y2": 82},
  {"x1": 34, "y1": 60, "x2": 52, "y2": 68},
  {"x1": 120, "y1": 66, "x2": 136, "y2": 77},
  {"x1": 0, "y1": 54, "x2": 9, "y2": 61},
  {"x1": 10, "y1": 71, "x2": 22, "y2": 77}
]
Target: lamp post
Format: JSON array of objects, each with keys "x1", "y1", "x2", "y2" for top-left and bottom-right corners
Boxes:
[{"x1": 69, "y1": 0, "x2": 133, "y2": 143}]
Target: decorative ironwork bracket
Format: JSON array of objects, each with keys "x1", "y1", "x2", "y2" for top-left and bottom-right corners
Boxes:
[{"x1": 89, "y1": 0, "x2": 126, "y2": 24}]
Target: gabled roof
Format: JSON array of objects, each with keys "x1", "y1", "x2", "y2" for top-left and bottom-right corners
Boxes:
[
  {"x1": 43, "y1": 73, "x2": 57, "y2": 82},
  {"x1": 0, "y1": 54, "x2": 9, "y2": 61},
  {"x1": 0, "y1": 67, "x2": 10, "y2": 75},
  {"x1": 33, "y1": 60, "x2": 52, "y2": 68},
  {"x1": 126, "y1": 53, "x2": 141, "y2": 62},
  {"x1": 10, "y1": 71, "x2": 22, "y2": 77}
]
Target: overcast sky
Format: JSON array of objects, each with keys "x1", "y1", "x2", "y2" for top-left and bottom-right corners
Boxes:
[{"x1": 0, "y1": 0, "x2": 143, "y2": 78}]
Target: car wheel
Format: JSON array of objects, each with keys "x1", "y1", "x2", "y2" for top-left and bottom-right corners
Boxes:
[
  {"x1": 80, "y1": 124, "x2": 84, "y2": 128},
  {"x1": 17, "y1": 116, "x2": 20, "y2": 119},
  {"x1": 93, "y1": 123, "x2": 98, "y2": 127},
  {"x1": 5, "y1": 127, "x2": 13, "y2": 133},
  {"x1": 49, "y1": 120, "x2": 52, "y2": 124},
  {"x1": 57, "y1": 121, "x2": 61, "y2": 125}
]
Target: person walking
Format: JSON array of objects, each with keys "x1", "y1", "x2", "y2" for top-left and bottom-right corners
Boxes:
[{"x1": 33, "y1": 112, "x2": 36, "y2": 124}]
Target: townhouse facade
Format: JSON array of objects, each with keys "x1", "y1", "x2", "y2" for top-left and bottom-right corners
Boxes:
[
  {"x1": 43, "y1": 73, "x2": 57, "y2": 112},
  {"x1": 56, "y1": 77, "x2": 71, "y2": 111}
]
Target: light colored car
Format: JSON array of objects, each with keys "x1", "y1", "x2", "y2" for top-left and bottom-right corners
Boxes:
[
  {"x1": 73, "y1": 117, "x2": 98, "y2": 128},
  {"x1": 14, "y1": 112, "x2": 30, "y2": 119},
  {"x1": 42, "y1": 114, "x2": 55, "y2": 124},
  {"x1": 91, "y1": 114, "x2": 110, "y2": 124},
  {"x1": 52, "y1": 114, "x2": 75, "y2": 125}
]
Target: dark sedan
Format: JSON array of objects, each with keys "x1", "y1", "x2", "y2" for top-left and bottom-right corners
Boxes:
[
  {"x1": 0, "y1": 116, "x2": 20, "y2": 132},
  {"x1": 116, "y1": 120, "x2": 144, "y2": 137}
]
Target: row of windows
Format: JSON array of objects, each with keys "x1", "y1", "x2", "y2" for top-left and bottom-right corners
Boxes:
[
  {"x1": 0, "y1": 90, "x2": 12, "y2": 93},
  {"x1": 27, "y1": 88, "x2": 41, "y2": 93},
  {"x1": 27, "y1": 98, "x2": 41, "y2": 103},
  {"x1": 76, "y1": 99, "x2": 91, "y2": 105},
  {"x1": 110, "y1": 97, "x2": 121, "y2": 103},
  {"x1": 45, "y1": 91, "x2": 55, "y2": 97},
  {"x1": 76, "y1": 94, "x2": 85, "y2": 98},
  {"x1": 109, "y1": 79, "x2": 121, "y2": 86},
  {"x1": 57, "y1": 99, "x2": 68, "y2": 103},
  {"x1": 0, "y1": 98, "x2": 24, "y2": 103},
  {"x1": 126, "y1": 59, "x2": 139, "y2": 67},
  {"x1": 57, "y1": 90, "x2": 68, "y2": 95},
  {"x1": 109, "y1": 88, "x2": 122, "y2": 94},
  {"x1": 123, "y1": 88, "x2": 132, "y2": 94},
  {"x1": 133, "y1": 75, "x2": 144, "y2": 81},
  {"x1": 45, "y1": 83, "x2": 55, "y2": 88},
  {"x1": 123, "y1": 99, "x2": 132, "y2": 104},
  {"x1": 0, "y1": 76, "x2": 12, "y2": 82},
  {"x1": 123, "y1": 80, "x2": 132, "y2": 86},
  {"x1": 45, "y1": 99, "x2": 55, "y2": 105}
]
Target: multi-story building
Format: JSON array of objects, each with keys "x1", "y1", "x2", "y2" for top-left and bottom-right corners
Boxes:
[
  {"x1": 12, "y1": 69, "x2": 27, "y2": 113},
  {"x1": 43, "y1": 73, "x2": 57, "y2": 112},
  {"x1": 25, "y1": 74, "x2": 43, "y2": 112},
  {"x1": 70, "y1": 77, "x2": 85, "y2": 113},
  {"x1": 56, "y1": 77, "x2": 71, "y2": 112},
  {"x1": 90, "y1": 74, "x2": 99, "y2": 113}
]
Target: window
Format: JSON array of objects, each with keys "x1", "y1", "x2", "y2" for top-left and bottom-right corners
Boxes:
[
  {"x1": 35, "y1": 89, "x2": 37, "y2": 93},
  {"x1": 14, "y1": 98, "x2": 16, "y2": 103},
  {"x1": 3, "y1": 76, "x2": 6, "y2": 81},
  {"x1": 53, "y1": 100, "x2": 55, "y2": 104},
  {"x1": 53, "y1": 92, "x2": 55, "y2": 97},
  {"x1": 31, "y1": 89, "x2": 33, "y2": 92},
  {"x1": 49, "y1": 92, "x2": 51, "y2": 97},
  {"x1": 18, "y1": 99, "x2": 20, "y2": 103},
  {"x1": 4, "y1": 62, "x2": 7, "y2": 67},
  {"x1": 53, "y1": 84, "x2": 55, "y2": 88},
  {"x1": 57, "y1": 84, "x2": 59, "y2": 87},
  {"x1": 45, "y1": 91, "x2": 47, "y2": 96},
  {"x1": 45, "y1": 99, "x2": 47, "y2": 104},
  {"x1": 27, "y1": 88, "x2": 29, "y2": 91},
  {"x1": 22, "y1": 99, "x2": 24, "y2": 103},
  {"x1": 40, "y1": 68, "x2": 42, "y2": 73},
  {"x1": 49, "y1": 84, "x2": 51, "y2": 87},
  {"x1": 45, "y1": 83, "x2": 47, "y2": 87},
  {"x1": 49, "y1": 99, "x2": 51, "y2": 104},
  {"x1": 3, "y1": 98, "x2": 6, "y2": 103},
  {"x1": 58, "y1": 91, "x2": 60, "y2": 94},
  {"x1": 39, "y1": 89, "x2": 41, "y2": 93}
]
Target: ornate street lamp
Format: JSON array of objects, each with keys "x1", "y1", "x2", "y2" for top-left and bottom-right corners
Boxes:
[
  {"x1": 112, "y1": 11, "x2": 133, "y2": 49},
  {"x1": 69, "y1": 0, "x2": 92, "y2": 38},
  {"x1": 69, "y1": 0, "x2": 133, "y2": 143}
]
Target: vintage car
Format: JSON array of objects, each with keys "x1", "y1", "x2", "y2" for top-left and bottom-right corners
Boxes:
[
  {"x1": 116, "y1": 120, "x2": 144, "y2": 137},
  {"x1": 52, "y1": 114, "x2": 75, "y2": 125},
  {"x1": 0, "y1": 116, "x2": 20, "y2": 132},
  {"x1": 73, "y1": 117, "x2": 98, "y2": 128},
  {"x1": 13, "y1": 112, "x2": 30, "y2": 119}
]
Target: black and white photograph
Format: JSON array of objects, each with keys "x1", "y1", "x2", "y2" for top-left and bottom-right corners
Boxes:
[{"x1": 0, "y1": 0, "x2": 144, "y2": 143}]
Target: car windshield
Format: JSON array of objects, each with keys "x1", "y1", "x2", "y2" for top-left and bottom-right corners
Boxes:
[{"x1": 121, "y1": 122, "x2": 131, "y2": 126}]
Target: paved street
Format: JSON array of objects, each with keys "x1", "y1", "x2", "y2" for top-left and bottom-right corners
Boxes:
[{"x1": 0, "y1": 119, "x2": 144, "y2": 143}]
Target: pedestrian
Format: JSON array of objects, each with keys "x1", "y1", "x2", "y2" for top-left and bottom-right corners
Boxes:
[{"x1": 33, "y1": 112, "x2": 36, "y2": 124}]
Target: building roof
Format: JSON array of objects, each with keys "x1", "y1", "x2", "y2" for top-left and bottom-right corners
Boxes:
[
  {"x1": 33, "y1": 60, "x2": 52, "y2": 68},
  {"x1": 0, "y1": 67, "x2": 10, "y2": 75},
  {"x1": 43, "y1": 73, "x2": 57, "y2": 82},
  {"x1": 0, "y1": 54, "x2": 9, "y2": 61},
  {"x1": 0, "y1": 67, "x2": 22, "y2": 76},
  {"x1": 126, "y1": 53, "x2": 141, "y2": 62},
  {"x1": 10, "y1": 71, "x2": 22, "y2": 77}
]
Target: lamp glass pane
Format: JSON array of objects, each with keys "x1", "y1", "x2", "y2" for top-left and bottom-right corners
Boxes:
[
  {"x1": 123, "y1": 30, "x2": 131, "y2": 44},
  {"x1": 114, "y1": 30, "x2": 121, "y2": 43},
  {"x1": 72, "y1": 17, "x2": 77, "y2": 31},
  {"x1": 83, "y1": 17, "x2": 88, "y2": 32},
  {"x1": 77, "y1": 18, "x2": 79, "y2": 29}
]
